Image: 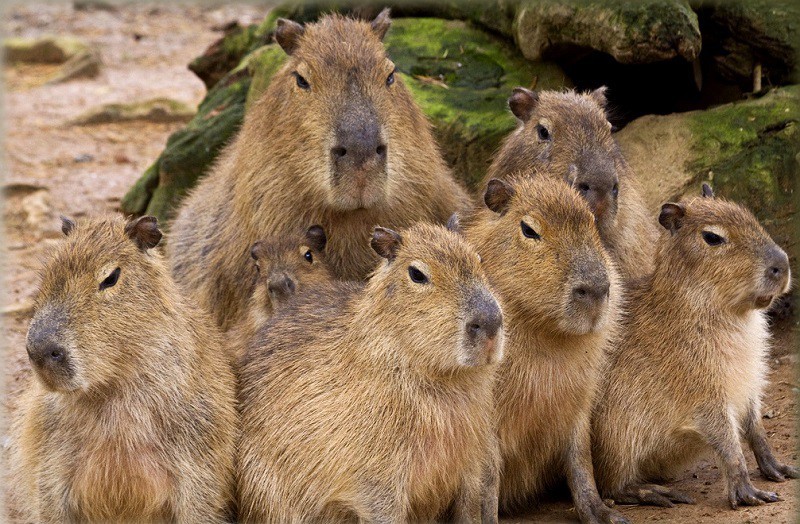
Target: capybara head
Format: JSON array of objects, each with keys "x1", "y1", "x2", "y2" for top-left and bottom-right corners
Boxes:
[
  {"x1": 249, "y1": 225, "x2": 332, "y2": 315},
  {"x1": 657, "y1": 183, "x2": 791, "y2": 313},
  {"x1": 466, "y1": 175, "x2": 618, "y2": 336},
  {"x1": 366, "y1": 222, "x2": 504, "y2": 372},
  {"x1": 491, "y1": 88, "x2": 624, "y2": 237},
  {"x1": 268, "y1": 9, "x2": 416, "y2": 211},
  {"x1": 26, "y1": 215, "x2": 164, "y2": 392}
]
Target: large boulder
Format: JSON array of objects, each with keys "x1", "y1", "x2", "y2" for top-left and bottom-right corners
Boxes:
[
  {"x1": 122, "y1": 17, "x2": 568, "y2": 222},
  {"x1": 617, "y1": 85, "x2": 799, "y2": 316},
  {"x1": 3, "y1": 35, "x2": 89, "y2": 63}
]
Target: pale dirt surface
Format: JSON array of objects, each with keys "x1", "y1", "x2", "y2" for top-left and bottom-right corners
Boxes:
[{"x1": 1, "y1": 3, "x2": 797, "y2": 523}]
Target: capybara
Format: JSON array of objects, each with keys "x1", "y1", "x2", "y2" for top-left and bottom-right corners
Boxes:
[
  {"x1": 237, "y1": 223, "x2": 503, "y2": 522},
  {"x1": 6, "y1": 215, "x2": 237, "y2": 523},
  {"x1": 487, "y1": 87, "x2": 658, "y2": 283},
  {"x1": 230, "y1": 224, "x2": 333, "y2": 359},
  {"x1": 592, "y1": 184, "x2": 798, "y2": 508},
  {"x1": 168, "y1": 9, "x2": 470, "y2": 330},
  {"x1": 462, "y1": 175, "x2": 628, "y2": 523}
]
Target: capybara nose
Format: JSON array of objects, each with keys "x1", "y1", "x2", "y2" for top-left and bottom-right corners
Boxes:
[
  {"x1": 466, "y1": 297, "x2": 503, "y2": 342},
  {"x1": 332, "y1": 114, "x2": 386, "y2": 170},
  {"x1": 268, "y1": 275, "x2": 296, "y2": 298},
  {"x1": 764, "y1": 246, "x2": 790, "y2": 284},
  {"x1": 572, "y1": 279, "x2": 610, "y2": 305},
  {"x1": 27, "y1": 340, "x2": 67, "y2": 368}
]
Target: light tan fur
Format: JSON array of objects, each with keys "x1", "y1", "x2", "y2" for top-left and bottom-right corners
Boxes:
[
  {"x1": 462, "y1": 175, "x2": 627, "y2": 523},
  {"x1": 169, "y1": 11, "x2": 470, "y2": 330},
  {"x1": 487, "y1": 88, "x2": 658, "y2": 284},
  {"x1": 6, "y1": 215, "x2": 238, "y2": 523},
  {"x1": 237, "y1": 223, "x2": 502, "y2": 522},
  {"x1": 593, "y1": 189, "x2": 798, "y2": 509}
]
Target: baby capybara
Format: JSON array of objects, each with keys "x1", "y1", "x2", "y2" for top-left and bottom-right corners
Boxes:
[
  {"x1": 169, "y1": 9, "x2": 470, "y2": 330},
  {"x1": 462, "y1": 174, "x2": 628, "y2": 524},
  {"x1": 6, "y1": 215, "x2": 237, "y2": 523},
  {"x1": 487, "y1": 87, "x2": 658, "y2": 283},
  {"x1": 237, "y1": 223, "x2": 503, "y2": 522},
  {"x1": 593, "y1": 184, "x2": 798, "y2": 509}
]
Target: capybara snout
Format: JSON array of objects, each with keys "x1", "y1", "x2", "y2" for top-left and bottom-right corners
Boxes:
[
  {"x1": 26, "y1": 309, "x2": 75, "y2": 390},
  {"x1": 461, "y1": 287, "x2": 504, "y2": 366}
]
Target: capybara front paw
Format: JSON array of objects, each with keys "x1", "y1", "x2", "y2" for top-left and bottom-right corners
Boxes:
[
  {"x1": 729, "y1": 482, "x2": 780, "y2": 508},
  {"x1": 590, "y1": 504, "x2": 630, "y2": 524},
  {"x1": 614, "y1": 483, "x2": 694, "y2": 508}
]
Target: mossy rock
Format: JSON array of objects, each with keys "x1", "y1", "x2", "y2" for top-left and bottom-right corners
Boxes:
[
  {"x1": 513, "y1": 0, "x2": 701, "y2": 64},
  {"x1": 617, "y1": 86, "x2": 799, "y2": 317},
  {"x1": 68, "y1": 97, "x2": 195, "y2": 126},
  {"x1": 3, "y1": 35, "x2": 89, "y2": 64},
  {"x1": 122, "y1": 17, "x2": 568, "y2": 222}
]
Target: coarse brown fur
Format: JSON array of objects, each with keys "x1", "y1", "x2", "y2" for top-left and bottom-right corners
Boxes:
[
  {"x1": 486, "y1": 88, "x2": 658, "y2": 284},
  {"x1": 592, "y1": 186, "x2": 798, "y2": 509},
  {"x1": 237, "y1": 223, "x2": 503, "y2": 523},
  {"x1": 169, "y1": 10, "x2": 470, "y2": 330},
  {"x1": 229, "y1": 225, "x2": 333, "y2": 361},
  {"x1": 461, "y1": 175, "x2": 627, "y2": 524},
  {"x1": 6, "y1": 215, "x2": 238, "y2": 523}
]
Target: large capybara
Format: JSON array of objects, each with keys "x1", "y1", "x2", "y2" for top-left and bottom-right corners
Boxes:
[
  {"x1": 592, "y1": 184, "x2": 798, "y2": 508},
  {"x1": 486, "y1": 87, "x2": 658, "y2": 283},
  {"x1": 230, "y1": 224, "x2": 333, "y2": 360},
  {"x1": 168, "y1": 9, "x2": 470, "y2": 330},
  {"x1": 6, "y1": 216, "x2": 238, "y2": 523},
  {"x1": 462, "y1": 174, "x2": 628, "y2": 524},
  {"x1": 237, "y1": 223, "x2": 503, "y2": 523}
]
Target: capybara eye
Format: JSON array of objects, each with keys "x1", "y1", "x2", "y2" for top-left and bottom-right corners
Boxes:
[
  {"x1": 536, "y1": 124, "x2": 550, "y2": 141},
  {"x1": 386, "y1": 68, "x2": 396, "y2": 87},
  {"x1": 408, "y1": 266, "x2": 428, "y2": 284},
  {"x1": 520, "y1": 221, "x2": 541, "y2": 240},
  {"x1": 99, "y1": 267, "x2": 121, "y2": 291},
  {"x1": 292, "y1": 71, "x2": 310, "y2": 90},
  {"x1": 304, "y1": 250, "x2": 313, "y2": 263},
  {"x1": 611, "y1": 184, "x2": 619, "y2": 197},
  {"x1": 702, "y1": 231, "x2": 725, "y2": 246}
]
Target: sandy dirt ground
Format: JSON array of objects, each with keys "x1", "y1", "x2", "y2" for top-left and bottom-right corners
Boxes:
[{"x1": 2, "y1": 3, "x2": 797, "y2": 522}]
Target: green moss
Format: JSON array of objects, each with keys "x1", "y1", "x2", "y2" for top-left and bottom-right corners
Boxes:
[{"x1": 244, "y1": 45, "x2": 289, "y2": 110}]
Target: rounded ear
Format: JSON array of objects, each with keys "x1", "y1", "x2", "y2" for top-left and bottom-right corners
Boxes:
[
  {"x1": 701, "y1": 183, "x2": 715, "y2": 198},
  {"x1": 371, "y1": 226, "x2": 402, "y2": 262},
  {"x1": 484, "y1": 179, "x2": 516, "y2": 215},
  {"x1": 370, "y1": 7, "x2": 392, "y2": 40},
  {"x1": 508, "y1": 87, "x2": 539, "y2": 122},
  {"x1": 588, "y1": 86, "x2": 608, "y2": 108},
  {"x1": 124, "y1": 215, "x2": 162, "y2": 251},
  {"x1": 60, "y1": 215, "x2": 76, "y2": 236},
  {"x1": 305, "y1": 225, "x2": 327, "y2": 252},
  {"x1": 250, "y1": 241, "x2": 263, "y2": 261},
  {"x1": 658, "y1": 203, "x2": 685, "y2": 234},
  {"x1": 275, "y1": 18, "x2": 305, "y2": 55},
  {"x1": 446, "y1": 213, "x2": 461, "y2": 234}
]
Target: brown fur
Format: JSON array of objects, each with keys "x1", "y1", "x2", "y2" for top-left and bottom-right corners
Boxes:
[
  {"x1": 6, "y1": 215, "x2": 238, "y2": 523},
  {"x1": 229, "y1": 226, "x2": 334, "y2": 361},
  {"x1": 592, "y1": 188, "x2": 798, "y2": 508},
  {"x1": 168, "y1": 11, "x2": 470, "y2": 330},
  {"x1": 462, "y1": 175, "x2": 627, "y2": 523},
  {"x1": 486, "y1": 88, "x2": 658, "y2": 284},
  {"x1": 237, "y1": 223, "x2": 503, "y2": 522}
]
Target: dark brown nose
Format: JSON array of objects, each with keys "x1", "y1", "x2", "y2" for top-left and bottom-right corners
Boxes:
[
  {"x1": 764, "y1": 246, "x2": 790, "y2": 284},
  {"x1": 26, "y1": 321, "x2": 70, "y2": 370},
  {"x1": 268, "y1": 274, "x2": 296, "y2": 298},
  {"x1": 466, "y1": 292, "x2": 503, "y2": 342},
  {"x1": 332, "y1": 101, "x2": 386, "y2": 173}
]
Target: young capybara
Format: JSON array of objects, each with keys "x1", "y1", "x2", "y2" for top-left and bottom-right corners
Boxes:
[
  {"x1": 461, "y1": 174, "x2": 628, "y2": 524},
  {"x1": 169, "y1": 9, "x2": 470, "y2": 330},
  {"x1": 230, "y1": 224, "x2": 333, "y2": 358},
  {"x1": 592, "y1": 184, "x2": 798, "y2": 509},
  {"x1": 237, "y1": 223, "x2": 504, "y2": 523},
  {"x1": 486, "y1": 87, "x2": 658, "y2": 283},
  {"x1": 6, "y1": 215, "x2": 238, "y2": 523}
]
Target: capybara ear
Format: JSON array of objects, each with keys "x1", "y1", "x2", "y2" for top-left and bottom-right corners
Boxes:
[
  {"x1": 446, "y1": 213, "x2": 462, "y2": 235},
  {"x1": 371, "y1": 226, "x2": 402, "y2": 262},
  {"x1": 658, "y1": 203, "x2": 686, "y2": 234},
  {"x1": 124, "y1": 216, "x2": 162, "y2": 251},
  {"x1": 370, "y1": 8, "x2": 392, "y2": 40},
  {"x1": 588, "y1": 86, "x2": 608, "y2": 108},
  {"x1": 305, "y1": 225, "x2": 327, "y2": 252},
  {"x1": 701, "y1": 183, "x2": 715, "y2": 199},
  {"x1": 508, "y1": 87, "x2": 539, "y2": 122},
  {"x1": 484, "y1": 179, "x2": 516, "y2": 216},
  {"x1": 275, "y1": 18, "x2": 305, "y2": 55},
  {"x1": 60, "y1": 216, "x2": 76, "y2": 236}
]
